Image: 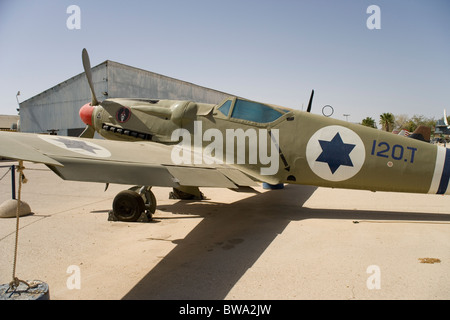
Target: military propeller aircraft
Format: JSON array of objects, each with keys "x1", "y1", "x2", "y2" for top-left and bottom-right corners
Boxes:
[{"x1": 1, "y1": 49, "x2": 449, "y2": 222}]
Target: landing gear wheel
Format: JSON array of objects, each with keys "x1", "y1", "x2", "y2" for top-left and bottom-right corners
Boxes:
[{"x1": 112, "y1": 190, "x2": 145, "y2": 222}]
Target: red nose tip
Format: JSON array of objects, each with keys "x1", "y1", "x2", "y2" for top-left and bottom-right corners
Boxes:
[{"x1": 79, "y1": 103, "x2": 94, "y2": 126}]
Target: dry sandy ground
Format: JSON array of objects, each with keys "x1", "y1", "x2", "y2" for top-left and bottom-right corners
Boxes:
[{"x1": 1, "y1": 161, "x2": 449, "y2": 300}]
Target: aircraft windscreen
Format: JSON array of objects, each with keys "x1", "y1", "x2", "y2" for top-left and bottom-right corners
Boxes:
[{"x1": 218, "y1": 99, "x2": 232, "y2": 116}]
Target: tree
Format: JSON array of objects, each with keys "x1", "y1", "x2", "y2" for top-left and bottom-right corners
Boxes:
[
  {"x1": 379, "y1": 113, "x2": 395, "y2": 132},
  {"x1": 394, "y1": 114, "x2": 409, "y2": 131},
  {"x1": 394, "y1": 114, "x2": 436, "y2": 135},
  {"x1": 361, "y1": 117, "x2": 377, "y2": 128}
]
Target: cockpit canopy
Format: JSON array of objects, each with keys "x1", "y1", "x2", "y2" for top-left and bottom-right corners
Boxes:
[{"x1": 218, "y1": 98, "x2": 289, "y2": 124}]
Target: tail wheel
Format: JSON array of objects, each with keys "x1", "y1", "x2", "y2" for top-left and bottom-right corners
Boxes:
[{"x1": 112, "y1": 190, "x2": 145, "y2": 222}]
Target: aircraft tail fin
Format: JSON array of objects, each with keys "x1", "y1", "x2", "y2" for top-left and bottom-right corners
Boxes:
[{"x1": 408, "y1": 125, "x2": 431, "y2": 143}]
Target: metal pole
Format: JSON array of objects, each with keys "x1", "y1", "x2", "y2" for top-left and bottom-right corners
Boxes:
[{"x1": 11, "y1": 165, "x2": 16, "y2": 200}]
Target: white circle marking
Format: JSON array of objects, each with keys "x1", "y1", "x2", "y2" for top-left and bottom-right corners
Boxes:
[{"x1": 306, "y1": 125, "x2": 365, "y2": 182}]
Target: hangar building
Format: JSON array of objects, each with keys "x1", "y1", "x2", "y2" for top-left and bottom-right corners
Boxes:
[{"x1": 19, "y1": 60, "x2": 233, "y2": 136}]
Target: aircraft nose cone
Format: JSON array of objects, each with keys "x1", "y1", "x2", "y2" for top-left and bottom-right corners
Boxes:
[{"x1": 79, "y1": 103, "x2": 94, "y2": 126}]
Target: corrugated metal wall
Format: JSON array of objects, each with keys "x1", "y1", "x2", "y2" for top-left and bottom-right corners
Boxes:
[{"x1": 19, "y1": 61, "x2": 232, "y2": 135}]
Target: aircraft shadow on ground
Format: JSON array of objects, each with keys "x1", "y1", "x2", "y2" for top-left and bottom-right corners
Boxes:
[{"x1": 122, "y1": 184, "x2": 450, "y2": 300}]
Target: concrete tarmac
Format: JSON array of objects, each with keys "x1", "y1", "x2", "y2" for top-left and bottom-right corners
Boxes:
[{"x1": 1, "y1": 161, "x2": 449, "y2": 300}]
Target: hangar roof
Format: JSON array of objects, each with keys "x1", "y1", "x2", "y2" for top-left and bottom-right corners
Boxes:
[{"x1": 20, "y1": 60, "x2": 233, "y2": 105}]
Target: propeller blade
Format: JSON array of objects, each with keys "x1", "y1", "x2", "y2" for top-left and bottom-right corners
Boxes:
[
  {"x1": 82, "y1": 48, "x2": 99, "y2": 106},
  {"x1": 79, "y1": 125, "x2": 95, "y2": 138},
  {"x1": 306, "y1": 89, "x2": 314, "y2": 113}
]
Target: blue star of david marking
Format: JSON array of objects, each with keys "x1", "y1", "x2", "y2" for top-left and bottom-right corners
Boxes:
[{"x1": 316, "y1": 132, "x2": 356, "y2": 174}]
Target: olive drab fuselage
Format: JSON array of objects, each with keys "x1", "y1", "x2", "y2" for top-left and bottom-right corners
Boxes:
[{"x1": 86, "y1": 96, "x2": 449, "y2": 195}]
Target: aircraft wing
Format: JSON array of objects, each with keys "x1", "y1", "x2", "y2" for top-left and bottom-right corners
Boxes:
[{"x1": 0, "y1": 131, "x2": 258, "y2": 189}]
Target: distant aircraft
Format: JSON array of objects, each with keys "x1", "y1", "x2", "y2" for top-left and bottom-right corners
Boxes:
[{"x1": 1, "y1": 49, "x2": 448, "y2": 222}]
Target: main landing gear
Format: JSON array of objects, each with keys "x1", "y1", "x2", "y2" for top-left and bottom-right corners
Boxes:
[
  {"x1": 109, "y1": 186, "x2": 156, "y2": 222},
  {"x1": 109, "y1": 186, "x2": 205, "y2": 222}
]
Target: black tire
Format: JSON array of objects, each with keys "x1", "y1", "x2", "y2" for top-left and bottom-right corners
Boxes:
[{"x1": 112, "y1": 190, "x2": 145, "y2": 222}]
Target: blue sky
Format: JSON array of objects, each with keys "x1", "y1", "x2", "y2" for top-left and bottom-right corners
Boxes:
[{"x1": 0, "y1": 0, "x2": 449, "y2": 125}]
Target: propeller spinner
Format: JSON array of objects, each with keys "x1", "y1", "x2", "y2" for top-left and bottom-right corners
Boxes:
[{"x1": 79, "y1": 103, "x2": 94, "y2": 126}]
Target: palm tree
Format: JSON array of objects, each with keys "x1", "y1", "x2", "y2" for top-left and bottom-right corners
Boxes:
[
  {"x1": 379, "y1": 113, "x2": 395, "y2": 132},
  {"x1": 361, "y1": 117, "x2": 377, "y2": 128}
]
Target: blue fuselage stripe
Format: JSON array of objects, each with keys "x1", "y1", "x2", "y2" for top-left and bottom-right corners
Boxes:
[{"x1": 437, "y1": 148, "x2": 450, "y2": 194}]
